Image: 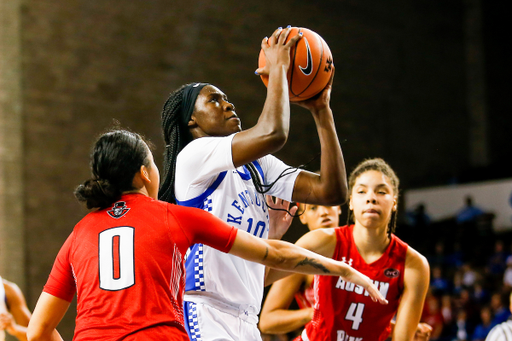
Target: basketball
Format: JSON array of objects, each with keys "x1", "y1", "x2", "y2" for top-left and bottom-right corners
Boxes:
[{"x1": 258, "y1": 27, "x2": 334, "y2": 102}]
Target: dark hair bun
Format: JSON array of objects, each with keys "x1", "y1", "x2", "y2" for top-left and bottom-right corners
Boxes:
[{"x1": 74, "y1": 178, "x2": 121, "y2": 209}]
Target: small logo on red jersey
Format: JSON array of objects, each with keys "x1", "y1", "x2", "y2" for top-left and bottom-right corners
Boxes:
[
  {"x1": 384, "y1": 268, "x2": 400, "y2": 278},
  {"x1": 107, "y1": 201, "x2": 130, "y2": 219}
]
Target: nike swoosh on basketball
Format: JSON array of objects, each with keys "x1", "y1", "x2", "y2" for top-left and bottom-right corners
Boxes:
[{"x1": 299, "y1": 37, "x2": 313, "y2": 76}]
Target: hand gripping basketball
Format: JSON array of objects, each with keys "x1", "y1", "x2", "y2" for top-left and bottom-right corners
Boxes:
[{"x1": 258, "y1": 27, "x2": 334, "y2": 102}]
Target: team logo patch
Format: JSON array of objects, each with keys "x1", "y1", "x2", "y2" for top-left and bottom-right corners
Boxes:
[
  {"x1": 384, "y1": 268, "x2": 400, "y2": 278},
  {"x1": 107, "y1": 201, "x2": 130, "y2": 219}
]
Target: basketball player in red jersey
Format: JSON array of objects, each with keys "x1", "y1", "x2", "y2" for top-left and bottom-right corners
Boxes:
[
  {"x1": 26, "y1": 131, "x2": 386, "y2": 341},
  {"x1": 263, "y1": 158, "x2": 431, "y2": 341}
]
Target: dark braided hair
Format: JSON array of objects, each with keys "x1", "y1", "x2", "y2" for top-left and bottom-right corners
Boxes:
[
  {"x1": 74, "y1": 130, "x2": 151, "y2": 209},
  {"x1": 347, "y1": 158, "x2": 400, "y2": 239},
  {"x1": 159, "y1": 84, "x2": 195, "y2": 204}
]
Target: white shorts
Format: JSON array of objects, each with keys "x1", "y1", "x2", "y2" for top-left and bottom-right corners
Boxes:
[{"x1": 184, "y1": 296, "x2": 262, "y2": 341}]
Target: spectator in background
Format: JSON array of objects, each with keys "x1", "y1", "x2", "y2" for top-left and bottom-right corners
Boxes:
[
  {"x1": 447, "y1": 242, "x2": 464, "y2": 269},
  {"x1": 454, "y1": 289, "x2": 479, "y2": 334},
  {"x1": 422, "y1": 291, "x2": 444, "y2": 340},
  {"x1": 474, "y1": 282, "x2": 490, "y2": 306},
  {"x1": 485, "y1": 291, "x2": 512, "y2": 341},
  {"x1": 456, "y1": 196, "x2": 484, "y2": 224},
  {"x1": 428, "y1": 242, "x2": 447, "y2": 269},
  {"x1": 407, "y1": 203, "x2": 431, "y2": 228},
  {"x1": 454, "y1": 310, "x2": 469, "y2": 341},
  {"x1": 462, "y1": 263, "x2": 478, "y2": 288},
  {"x1": 472, "y1": 306, "x2": 494, "y2": 341},
  {"x1": 453, "y1": 270, "x2": 464, "y2": 296},
  {"x1": 490, "y1": 293, "x2": 511, "y2": 326},
  {"x1": 487, "y1": 241, "x2": 507, "y2": 280},
  {"x1": 441, "y1": 295, "x2": 453, "y2": 327},
  {"x1": 431, "y1": 266, "x2": 451, "y2": 296}
]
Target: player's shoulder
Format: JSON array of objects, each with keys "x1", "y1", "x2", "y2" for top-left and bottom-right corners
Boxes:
[
  {"x1": 487, "y1": 320, "x2": 512, "y2": 340},
  {"x1": 405, "y1": 244, "x2": 429, "y2": 273},
  {"x1": 296, "y1": 227, "x2": 338, "y2": 258}
]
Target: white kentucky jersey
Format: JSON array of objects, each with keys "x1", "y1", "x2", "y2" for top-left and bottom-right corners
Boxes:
[
  {"x1": 175, "y1": 134, "x2": 299, "y2": 312},
  {"x1": 0, "y1": 276, "x2": 7, "y2": 341}
]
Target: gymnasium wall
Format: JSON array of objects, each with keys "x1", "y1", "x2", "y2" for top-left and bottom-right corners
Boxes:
[{"x1": 0, "y1": 0, "x2": 491, "y2": 338}]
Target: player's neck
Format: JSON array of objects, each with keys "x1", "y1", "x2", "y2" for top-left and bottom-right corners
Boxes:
[
  {"x1": 123, "y1": 188, "x2": 149, "y2": 198},
  {"x1": 352, "y1": 222, "x2": 390, "y2": 262}
]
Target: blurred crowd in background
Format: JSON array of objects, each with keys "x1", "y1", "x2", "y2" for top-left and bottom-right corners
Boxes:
[{"x1": 404, "y1": 198, "x2": 511, "y2": 341}]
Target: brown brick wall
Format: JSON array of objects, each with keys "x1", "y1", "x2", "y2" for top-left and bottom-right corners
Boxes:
[{"x1": 3, "y1": 0, "x2": 470, "y2": 338}]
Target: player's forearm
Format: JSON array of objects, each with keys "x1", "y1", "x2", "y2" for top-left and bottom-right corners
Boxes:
[
  {"x1": 257, "y1": 65, "x2": 290, "y2": 146},
  {"x1": 313, "y1": 107, "x2": 348, "y2": 205},
  {"x1": 264, "y1": 239, "x2": 350, "y2": 276},
  {"x1": 259, "y1": 307, "x2": 313, "y2": 334}
]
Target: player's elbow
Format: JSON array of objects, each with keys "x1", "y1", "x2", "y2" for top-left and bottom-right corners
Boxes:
[
  {"x1": 320, "y1": 186, "x2": 348, "y2": 206},
  {"x1": 265, "y1": 128, "x2": 288, "y2": 151},
  {"x1": 258, "y1": 318, "x2": 275, "y2": 334},
  {"x1": 27, "y1": 325, "x2": 45, "y2": 341}
]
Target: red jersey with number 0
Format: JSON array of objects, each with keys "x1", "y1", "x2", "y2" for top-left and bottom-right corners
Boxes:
[
  {"x1": 299, "y1": 225, "x2": 408, "y2": 341},
  {"x1": 43, "y1": 194, "x2": 237, "y2": 341}
]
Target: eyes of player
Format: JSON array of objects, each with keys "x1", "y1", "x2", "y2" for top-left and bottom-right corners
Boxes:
[
  {"x1": 209, "y1": 94, "x2": 229, "y2": 104},
  {"x1": 355, "y1": 187, "x2": 390, "y2": 196}
]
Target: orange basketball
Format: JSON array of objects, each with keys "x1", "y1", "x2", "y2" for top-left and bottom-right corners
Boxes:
[{"x1": 258, "y1": 27, "x2": 334, "y2": 102}]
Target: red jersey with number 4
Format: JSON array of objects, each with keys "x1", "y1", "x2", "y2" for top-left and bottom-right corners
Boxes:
[
  {"x1": 43, "y1": 194, "x2": 237, "y2": 341},
  {"x1": 298, "y1": 225, "x2": 408, "y2": 341}
]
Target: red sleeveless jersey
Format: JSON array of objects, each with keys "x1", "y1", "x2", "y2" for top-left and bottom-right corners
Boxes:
[{"x1": 299, "y1": 225, "x2": 408, "y2": 341}]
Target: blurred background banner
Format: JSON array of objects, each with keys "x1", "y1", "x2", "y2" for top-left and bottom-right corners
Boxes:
[{"x1": 405, "y1": 179, "x2": 512, "y2": 232}]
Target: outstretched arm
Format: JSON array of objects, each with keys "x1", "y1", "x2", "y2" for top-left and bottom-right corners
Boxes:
[
  {"x1": 392, "y1": 247, "x2": 430, "y2": 341},
  {"x1": 229, "y1": 229, "x2": 387, "y2": 305},
  {"x1": 291, "y1": 70, "x2": 348, "y2": 206},
  {"x1": 231, "y1": 27, "x2": 302, "y2": 167},
  {"x1": 265, "y1": 227, "x2": 338, "y2": 285}
]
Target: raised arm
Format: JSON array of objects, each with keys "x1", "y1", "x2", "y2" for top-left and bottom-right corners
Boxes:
[
  {"x1": 391, "y1": 247, "x2": 430, "y2": 341},
  {"x1": 291, "y1": 71, "x2": 348, "y2": 206},
  {"x1": 231, "y1": 27, "x2": 302, "y2": 167}
]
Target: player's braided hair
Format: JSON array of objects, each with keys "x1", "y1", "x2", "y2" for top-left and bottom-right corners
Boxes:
[
  {"x1": 347, "y1": 158, "x2": 399, "y2": 239},
  {"x1": 74, "y1": 130, "x2": 151, "y2": 209},
  {"x1": 159, "y1": 84, "x2": 194, "y2": 204}
]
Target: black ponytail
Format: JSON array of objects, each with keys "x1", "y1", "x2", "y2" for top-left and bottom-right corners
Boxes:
[{"x1": 75, "y1": 130, "x2": 150, "y2": 209}]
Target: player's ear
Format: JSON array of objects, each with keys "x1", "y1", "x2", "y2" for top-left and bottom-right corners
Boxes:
[
  {"x1": 140, "y1": 165, "x2": 151, "y2": 183},
  {"x1": 188, "y1": 115, "x2": 198, "y2": 128}
]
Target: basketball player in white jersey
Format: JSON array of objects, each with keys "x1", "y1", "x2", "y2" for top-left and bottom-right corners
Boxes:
[
  {"x1": 159, "y1": 27, "x2": 349, "y2": 341},
  {"x1": 0, "y1": 276, "x2": 31, "y2": 341}
]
